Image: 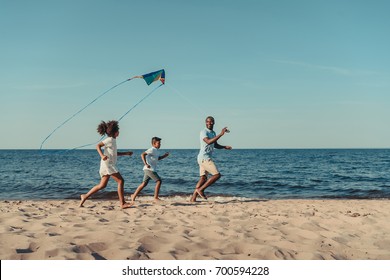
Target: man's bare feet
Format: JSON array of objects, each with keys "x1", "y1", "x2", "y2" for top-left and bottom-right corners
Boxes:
[
  {"x1": 79, "y1": 194, "x2": 86, "y2": 207},
  {"x1": 190, "y1": 191, "x2": 199, "y2": 202},
  {"x1": 130, "y1": 194, "x2": 135, "y2": 202},
  {"x1": 195, "y1": 188, "x2": 207, "y2": 200}
]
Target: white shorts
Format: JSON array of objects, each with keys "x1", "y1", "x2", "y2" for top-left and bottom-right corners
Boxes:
[
  {"x1": 99, "y1": 160, "x2": 119, "y2": 177},
  {"x1": 199, "y1": 159, "x2": 219, "y2": 176}
]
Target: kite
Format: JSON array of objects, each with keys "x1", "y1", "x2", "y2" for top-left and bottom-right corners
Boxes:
[
  {"x1": 40, "y1": 69, "x2": 166, "y2": 150},
  {"x1": 130, "y1": 69, "x2": 165, "y2": 85}
]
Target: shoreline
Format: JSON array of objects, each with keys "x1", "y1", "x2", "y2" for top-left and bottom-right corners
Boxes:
[
  {"x1": 2, "y1": 194, "x2": 389, "y2": 202},
  {"x1": 1, "y1": 198, "x2": 390, "y2": 260}
]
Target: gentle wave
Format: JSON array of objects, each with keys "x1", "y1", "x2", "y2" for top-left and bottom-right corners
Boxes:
[{"x1": 1, "y1": 149, "x2": 390, "y2": 200}]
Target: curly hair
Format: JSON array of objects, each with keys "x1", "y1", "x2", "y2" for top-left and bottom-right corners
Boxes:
[{"x1": 97, "y1": 120, "x2": 119, "y2": 137}]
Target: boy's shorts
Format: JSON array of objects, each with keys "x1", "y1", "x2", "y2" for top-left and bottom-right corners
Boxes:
[
  {"x1": 143, "y1": 170, "x2": 161, "y2": 183},
  {"x1": 199, "y1": 159, "x2": 219, "y2": 176}
]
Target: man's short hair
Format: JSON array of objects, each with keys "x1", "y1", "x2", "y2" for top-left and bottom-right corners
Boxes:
[{"x1": 206, "y1": 116, "x2": 215, "y2": 122}]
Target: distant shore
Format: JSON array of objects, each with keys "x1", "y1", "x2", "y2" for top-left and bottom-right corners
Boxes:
[{"x1": 1, "y1": 198, "x2": 390, "y2": 260}]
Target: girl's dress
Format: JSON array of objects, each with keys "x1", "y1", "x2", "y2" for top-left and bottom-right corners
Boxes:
[{"x1": 99, "y1": 137, "x2": 119, "y2": 177}]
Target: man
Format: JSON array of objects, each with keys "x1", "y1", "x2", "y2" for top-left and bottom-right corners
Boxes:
[{"x1": 191, "y1": 116, "x2": 232, "y2": 202}]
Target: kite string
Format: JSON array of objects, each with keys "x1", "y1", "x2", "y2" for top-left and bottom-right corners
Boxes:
[
  {"x1": 39, "y1": 79, "x2": 129, "y2": 150},
  {"x1": 165, "y1": 84, "x2": 207, "y2": 117},
  {"x1": 65, "y1": 135, "x2": 106, "y2": 151},
  {"x1": 59, "y1": 83, "x2": 164, "y2": 152},
  {"x1": 118, "y1": 83, "x2": 163, "y2": 121}
]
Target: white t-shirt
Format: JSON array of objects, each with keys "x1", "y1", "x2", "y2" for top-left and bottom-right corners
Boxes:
[
  {"x1": 143, "y1": 147, "x2": 160, "y2": 172},
  {"x1": 99, "y1": 137, "x2": 119, "y2": 177}
]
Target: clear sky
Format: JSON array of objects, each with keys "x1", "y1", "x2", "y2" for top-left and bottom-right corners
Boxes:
[{"x1": 1, "y1": 0, "x2": 389, "y2": 149}]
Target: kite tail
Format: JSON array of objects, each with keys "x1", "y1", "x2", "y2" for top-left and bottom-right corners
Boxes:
[
  {"x1": 127, "y1": 76, "x2": 142, "y2": 81},
  {"x1": 39, "y1": 79, "x2": 129, "y2": 150}
]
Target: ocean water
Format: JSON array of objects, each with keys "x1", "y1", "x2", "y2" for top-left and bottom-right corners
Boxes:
[{"x1": 0, "y1": 149, "x2": 389, "y2": 200}]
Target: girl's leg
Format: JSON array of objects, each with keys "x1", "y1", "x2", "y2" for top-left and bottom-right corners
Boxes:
[
  {"x1": 131, "y1": 181, "x2": 148, "y2": 201},
  {"x1": 80, "y1": 175, "x2": 110, "y2": 207},
  {"x1": 111, "y1": 173, "x2": 132, "y2": 209}
]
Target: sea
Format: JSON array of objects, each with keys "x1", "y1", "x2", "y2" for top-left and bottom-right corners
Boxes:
[{"x1": 0, "y1": 149, "x2": 389, "y2": 200}]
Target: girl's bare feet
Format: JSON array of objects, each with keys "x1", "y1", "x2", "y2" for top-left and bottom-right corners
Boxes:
[
  {"x1": 121, "y1": 202, "x2": 134, "y2": 209},
  {"x1": 79, "y1": 194, "x2": 86, "y2": 207}
]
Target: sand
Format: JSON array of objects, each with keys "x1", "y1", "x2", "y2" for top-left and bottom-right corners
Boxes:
[{"x1": 1, "y1": 197, "x2": 390, "y2": 260}]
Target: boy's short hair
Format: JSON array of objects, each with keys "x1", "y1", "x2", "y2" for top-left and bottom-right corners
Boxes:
[{"x1": 151, "y1": 137, "x2": 162, "y2": 144}]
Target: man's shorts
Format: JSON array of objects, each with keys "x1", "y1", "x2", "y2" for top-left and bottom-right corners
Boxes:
[
  {"x1": 199, "y1": 159, "x2": 219, "y2": 176},
  {"x1": 143, "y1": 170, "x2": 161, "y2": 183}
]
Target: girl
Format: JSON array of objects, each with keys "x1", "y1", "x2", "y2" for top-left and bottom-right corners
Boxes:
[{"x1": 80, "y1": 120, "x2": 133, "y2": 209}]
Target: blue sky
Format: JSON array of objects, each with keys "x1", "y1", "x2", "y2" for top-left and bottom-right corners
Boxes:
[{"x1": 1, "y1": 0, "x2": 389, "y2": 149}]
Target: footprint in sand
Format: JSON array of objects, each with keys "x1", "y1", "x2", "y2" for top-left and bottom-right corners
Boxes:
[
  {"x1": 87, "y1": 242, "x2": 108, "y2": 251},
  {"x1": 16, "y1": 242, "x2": 40, "y2": 254},
  {"x1": 72, "y1": 244, "x2": 90, "y2": 254},
  {"x1": 137, "y1": 235, "x2": 169, "y2": 253},
  {"x1": 47, "y1": 232, "x2": 61, "y2": 237},
  {"x1": 9, "y1": 226, "x2": 24, "y2": 233},
  {"x1": 73, "y1": 223, "x2": 85, "y2": 228},
  {"x1": 45, "y1": 248, "x2": 59, "y2": 258}
]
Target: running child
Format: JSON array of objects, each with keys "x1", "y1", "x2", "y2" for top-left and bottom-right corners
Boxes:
[
  {"x1": 80, "y1": 120, "x2": 133, "y2": 209},
  {"x1": 131, "y1": 137, "x2": 169, "y2": 202}
]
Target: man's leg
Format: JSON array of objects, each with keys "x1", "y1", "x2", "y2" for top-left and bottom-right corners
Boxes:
[{"x1": 191, "y1": 175, "x2": 207, "y2": 202}]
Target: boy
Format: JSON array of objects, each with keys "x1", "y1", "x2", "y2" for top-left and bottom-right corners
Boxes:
[{"x1": 131, "y1": 137, "x2": 169, "y2": 202}]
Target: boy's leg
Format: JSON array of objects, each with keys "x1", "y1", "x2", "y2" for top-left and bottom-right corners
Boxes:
[
  {"x1": 148, "y1": 171, "x2": 162, "y2": 201},
  {"x1": 154, "y1": 180, "x2": 162, "y2": 200},
  {"x1": 131, "y1": 181, "x2": 148, "y2": 201},
  {"x1": 111, "y1": 173, "x2": 133, "y2": 209},
  {"x1": 80, "y1": 175, "x2": 110, "y2": 207}
]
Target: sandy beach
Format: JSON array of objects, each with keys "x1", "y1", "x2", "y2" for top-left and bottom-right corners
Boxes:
[{"x1": 1, "y1": 198, "x2": 389, "y2": 260}]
